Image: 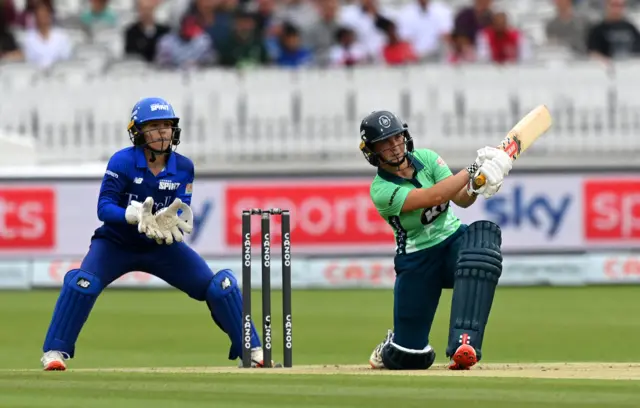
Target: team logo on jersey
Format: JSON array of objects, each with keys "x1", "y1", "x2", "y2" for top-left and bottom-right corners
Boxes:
[
  {"x1": 379, "y1": 115, "x2": 391, "y2": 128},
  {"x1": 436, "y1": 156, "x2": 447, "y2": 167},
  {"x1": 185, "y1": 183, "x2": 193, "y2": 195},
  {"x1": 421, "y1": 202, "x2": 450, "y2": 225},
  {"x1": 159, "y1": 180, "x2": 180, "y2": 190}
]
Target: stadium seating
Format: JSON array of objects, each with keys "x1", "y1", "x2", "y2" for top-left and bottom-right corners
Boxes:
[
  {"x1": 2, "y1": 61, "x2": 640, "y2": 172},
  {"x1": 2, "y1": 0, "x2": 640, "y2": 172}
]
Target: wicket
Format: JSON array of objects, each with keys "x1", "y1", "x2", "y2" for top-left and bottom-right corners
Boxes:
[{"x1": 241, "y1": 208, "x2": 292, "y2": 368}]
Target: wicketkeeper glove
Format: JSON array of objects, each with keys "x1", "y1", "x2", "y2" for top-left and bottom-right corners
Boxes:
[
  {"x1": 125, "y1": 197, "x2": 165, "y2": 244},
  {"x1": 153, "y1": 198, "x2": 194, "y2": 245}
]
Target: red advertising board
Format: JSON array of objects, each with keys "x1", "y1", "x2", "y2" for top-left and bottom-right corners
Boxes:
[
  {"x1": 0, "y1": 174, "x2": 638, "y2": 258},
  {"x1": 224, "y1": 181, "x2": 394, "y2": 250},
  {"x1": 0, "y1": 188, "x2": 55, "y2": 250},
  {"x1": 584, "y1": 179, "x2": 640, "y2": 242}
]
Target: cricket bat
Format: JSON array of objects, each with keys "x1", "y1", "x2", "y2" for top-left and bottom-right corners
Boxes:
[{"x1": 473, "y1": 104, "x2": 553, "y2": 188}]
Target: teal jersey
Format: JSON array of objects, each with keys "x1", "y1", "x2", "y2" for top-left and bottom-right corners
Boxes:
[{"x1": 370, "y1": 149, "x2": 462, "y2": 254}]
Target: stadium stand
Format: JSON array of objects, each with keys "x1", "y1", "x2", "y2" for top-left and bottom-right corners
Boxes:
[{"x1": 1, "y1": 0, "x2": 640, "y2": 173}]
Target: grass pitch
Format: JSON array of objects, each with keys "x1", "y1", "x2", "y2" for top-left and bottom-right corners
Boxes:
[{"x1": 0, "y1": 287, "x2": 638, "y2": 407}]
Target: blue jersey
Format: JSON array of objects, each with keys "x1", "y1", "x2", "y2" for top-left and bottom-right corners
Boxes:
[{"x1": 92, "y1": 146, "x2": 194, "y2": 248}]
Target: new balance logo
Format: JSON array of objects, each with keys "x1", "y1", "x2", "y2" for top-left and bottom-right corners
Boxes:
[
  {"x1": 159, "y1": 181, "x2": 180, "y2": 190},
  {"x1": 76, "y1": 278, "x2": 90, "y2": 288},
  {"x1": 133, "y1": 177, "x2": 143, "y2": 184}
]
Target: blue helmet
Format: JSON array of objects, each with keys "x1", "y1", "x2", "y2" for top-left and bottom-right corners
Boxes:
[{"x1": 127, "y1": 97, "x2": 182, "y2": 153}]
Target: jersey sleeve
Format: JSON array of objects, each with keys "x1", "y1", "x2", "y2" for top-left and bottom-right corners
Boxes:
[
  {"x1": 418, "y1": 149, "x2": 454, "y2": 183},
  {"x1": 371, "y1": 180, "x2": 411, "y2": 218},
  {"x1": 177, "y1": 162, "x2": 195, "y2": 207},
  {"x1": 97, "y1": 153, "x2": 130, "y2": 224}
]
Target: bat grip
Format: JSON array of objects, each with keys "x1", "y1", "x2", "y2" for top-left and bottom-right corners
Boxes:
[{"x1": 473, "y1": 174, "x2": 487, "y2": 188}]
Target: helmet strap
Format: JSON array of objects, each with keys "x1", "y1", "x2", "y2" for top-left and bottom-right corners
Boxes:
[
  {"x1": 381, "y1": 154, "x2": 407, "y2": 169},
  {"x1": 378, "y1": 138, "x2": 410, "y2": 170}
]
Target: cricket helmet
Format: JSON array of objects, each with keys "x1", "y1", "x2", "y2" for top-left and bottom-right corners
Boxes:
[
  {"x1": 128, "y1": 97, "x2": 182, "y2": 154},
  {"x1": 359, "y1": 110, "x2": 414, "y2": 167}
]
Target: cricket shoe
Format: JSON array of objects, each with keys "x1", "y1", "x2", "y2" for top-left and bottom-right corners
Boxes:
[
  {"x1": 369, "y1": 329, "x2": 394, "y2": 369},
  {"x1": 41, "y1": 350, "x2": 69, "y2": 371},
  {"x1": 237, "y1": 347, "x2": 282, "y2": 368},
  {"x1": 448, "y1": 344, "x2": 477, "y2": 370}
]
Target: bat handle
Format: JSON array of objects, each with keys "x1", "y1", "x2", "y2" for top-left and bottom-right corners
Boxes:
[{"x1": 473, "y1": 173, "x2": 487, "y2": 188}]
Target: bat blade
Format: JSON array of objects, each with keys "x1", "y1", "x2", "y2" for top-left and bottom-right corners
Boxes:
[{"x1": 474, "y1": 105, "x2": 552, "y2": 187}]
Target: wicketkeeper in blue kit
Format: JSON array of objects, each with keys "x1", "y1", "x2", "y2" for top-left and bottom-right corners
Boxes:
[{"x1": 40, "y1": 97, "x2": 270, "y2": 370}]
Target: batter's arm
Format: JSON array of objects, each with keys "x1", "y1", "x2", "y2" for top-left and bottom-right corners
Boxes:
[
  {"x1": 401, "y1": 169, "x2": 472, "y2": 212},
  {"x1": 452, "y1": 185, "x2": 478, "y2": 208}
]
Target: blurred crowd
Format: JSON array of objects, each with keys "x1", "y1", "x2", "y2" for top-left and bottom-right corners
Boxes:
[{"x1": 1, "y1": 0, "x2": 640, "y2": 71}]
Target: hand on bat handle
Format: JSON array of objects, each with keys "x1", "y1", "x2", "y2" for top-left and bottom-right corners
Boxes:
[{"x1": 466, "y1": 147, "x2": 513, "y2": 198}]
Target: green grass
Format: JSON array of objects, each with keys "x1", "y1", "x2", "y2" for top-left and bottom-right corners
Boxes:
[{"x1": 0, "y1": 287, "x2": 639, "y2": 407}]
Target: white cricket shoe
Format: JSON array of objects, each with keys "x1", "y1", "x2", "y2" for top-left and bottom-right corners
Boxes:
[
  {"x1": 369, "y1": 329, "x2": 394, "y2": 369},
  {"x1": 41, "y1": 350, "x2": 69, "y2": 371},
  {"x1": 237, "y1": 347, "x2": 281, "y2": 368}
]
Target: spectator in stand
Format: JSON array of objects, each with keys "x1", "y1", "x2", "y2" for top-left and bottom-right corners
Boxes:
[
  {"x1": 253, "y1": 0, "x2": 280, "y2": 60},
  {"x1": 453, "y1": 0, "x2": 493, "y2": 45},
  {"x1": 167, "y1": 0, "x2": 193, "y2": 29},
  {"x1": 0, "y1": 0, "x2": 17, "y2": 27},
  {"x1": 274, "y1": 21, "x2": 311, "y2": 67},
  {"x1": 22, "y1": 0, "x2": 71, "y2": 69},
  {"x1": 587, "y1": 0, "x2": 640, "y2": 61},
  {"x1": 16, "y1": 0, "x2": 54, "y2": 29},
  {"x1": 338, "y1": 0, "x2": 395, "y2": 60},
  {"x1": 446, "y1": 29, "x2": 476, "y2": 64},
  {"x1": 305, "y1": 0, "x2": 340, "y2": 67},
  {"x1": 216, "y1": 8, "x2": 269, "y2": 68},
  {"x1": 376, "y1": 17, "x2": 418, "y2": 66},
  {"x1": 79, "y1": 0, "x2": 118, "y2": 33},
  {"x1": 546, "y1": 0, "x2": 590, "y2": 55},
  {"x1": 125, "y1": 0, "x2": 170, "y2": 63},
  {"x1": 211, "y1": 0, "x2": 237, "y2": 46},
  {"x1": 273, "y1": 0, "x2": 318, "y2": 34},
  {"x1": 396, "y1": 0, "x2": 454, "y2": 62},
  {"x1": 0, "y1": 3, "x2": 23, "y2": 61},
  {"x1": 328, "y1": 26, "x2": 370, "y2": 67},
  {"x1": 182, "y1": 0, "x2": 233, "y2": 54},
  {"x1": 155, "y1": 14, "x2": 215, "y2": 69},
  {"x1": 476, "y1": 11, "x2": 531, "y2": 64},
  {"x1": 254, "y1": 0, "x2": 277, "y2": 35}
]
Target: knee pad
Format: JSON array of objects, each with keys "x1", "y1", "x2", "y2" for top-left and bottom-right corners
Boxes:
[
  {"x1": 43, "y1": 269, "x2": 104, "y2": 358},
  {"x1": 381, "y1": 339, "x2": 436, "y2": 370},
  {"x1": 447, "y1": 221, "x2": 502, "y2": 360},
  {"x1": 205, "y1": 269, "x2": 261, "y2": 360}
]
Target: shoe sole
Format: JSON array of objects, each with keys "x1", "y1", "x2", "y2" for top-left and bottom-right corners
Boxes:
[
  {"x1": 450, "y1": 345, "x2": 477, "y2": 370},
  {"x1": 44, "y1": 361, "x2": 66, "y2": 371}
]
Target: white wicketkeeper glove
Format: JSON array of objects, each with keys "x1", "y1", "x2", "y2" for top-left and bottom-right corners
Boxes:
[
  {"x1": 466, "y1": 147, "x2": 513, "y2": 198},
  {"x1": 125, "y1": 197, "x2": 164, "y2": 243},
  {"x1": 153, "y1": 198, "x2": 194, "y2": 245}
]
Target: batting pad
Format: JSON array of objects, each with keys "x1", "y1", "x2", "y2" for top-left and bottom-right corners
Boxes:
[
  {"x1": 206, "y1": 269, "x2": 261, "y2": 360},
  {"x1": 42, "y1": 269, "x2": 104, "y2": 358},
  {"x1": 447, "y1": 221, "x2": 503, "y2": 361},
  {"x1": 382, "y1": 340, "x2": 436, "y2": 370}
]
